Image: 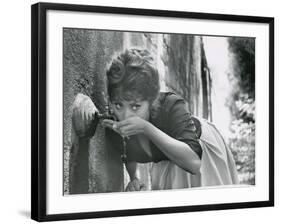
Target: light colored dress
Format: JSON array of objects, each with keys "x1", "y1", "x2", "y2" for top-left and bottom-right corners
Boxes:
[{"x1": 150, "y1": 117, "x2": 239, "y2": 190}]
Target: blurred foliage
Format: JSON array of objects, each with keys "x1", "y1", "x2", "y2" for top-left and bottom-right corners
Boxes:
[
  {"x1": 229, "y1": 94, "x2": 255, "y2": 184},
  {"x1": 227, "y1": 37, "x2": 255, "y2": 185},
  {"x1": 228, "y1": 38, "x2": 255, "y2": 99}
]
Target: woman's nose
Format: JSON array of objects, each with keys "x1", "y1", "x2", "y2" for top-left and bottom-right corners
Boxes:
[{"x1": 123, "y1": 108, "x2": 134, "y2": 119}]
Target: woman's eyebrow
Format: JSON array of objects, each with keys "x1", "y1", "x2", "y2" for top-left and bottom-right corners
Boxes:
[
  {"x1": 112, "y1": 98, "x2": 122, "y2": 102},
  {"x1": 132, "y1": 98, "x2": 144, "y2": 103},
  {"x1": 130, "y1": 101, "x2": 141, "y2": 104}
]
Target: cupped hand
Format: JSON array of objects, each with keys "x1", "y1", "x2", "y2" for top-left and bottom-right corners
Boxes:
[
  {"x1": 72, "y1": 93, "x2": 99, "y2": 137},
  {"x1": 102, "y1": 116, "x2": 148, "y2": 137}
]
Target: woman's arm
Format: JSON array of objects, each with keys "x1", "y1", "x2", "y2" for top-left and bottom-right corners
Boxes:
[
  {"x1": 144, "y1": 121, "x2": 201, "y2": 175},
  {"x1": 125, "y1": 161, "x2": 146, "y2": 191},
  {"x1": 125, "y1": 161, "x2": 138, "y2": 181},
  {"x1": 103, "y1": 117, "x2": 201, "y2": 175}
]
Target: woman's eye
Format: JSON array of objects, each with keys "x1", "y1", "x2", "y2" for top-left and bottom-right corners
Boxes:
[
  {"x1": 131, "y1": 105, "x2": 140, "y2": 111},
  {"x1": 115, "y1": 103, "x2": 122, "y2": 109}
]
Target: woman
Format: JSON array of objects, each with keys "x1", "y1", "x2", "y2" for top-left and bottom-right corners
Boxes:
[{"x1": 72, "y1": 48, "x2": 239, "y2": 191}]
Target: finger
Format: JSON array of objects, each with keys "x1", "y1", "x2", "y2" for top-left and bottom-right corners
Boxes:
[
  {"x1": 92, "y1": 102, "x2": 99, "y2": 114},
  {"x1": 85, "y1": 110, "x2": 92, "y2": 123},
  {"x1": 102, "y1": 122, "x2": 114, "y2": 129},
  {"x1": 85, "y1": 101, "x2": 93, "y2": 121},
  {"x1": 102, "y1": 119, "x2": 115, "y2": 125},
  {"x1": 92, "y1": 106, "x2": 98, "y2": 119},
  {"x1": 102, "y1": 119, "x2": 115, "y2": 129},
  {"x1": 118, "y1": 123, "x2": 135, "y2": 131},
  {"x1": 115, "y1": 119, "x2": 132, "y2": 128},
  {"x1": 102, "y1": 121, "x2": 122, "y2": 135},
  {"x1": 80, "y1": 105, "x2": 85, "y2": 122},
  {"x1": 87, "y1": 111, "x2": 95, "y2": 123},
  {"x1": 84, "y1": 110, "x2": 89, "y2": 122},
  {"x1": 89, "y1": 111, "x2": 95, "y2": 121},
  {"x1": 86, "y1": 106, "x2": 92, "y2": 121},
  {"x1": 119, "y1": 126, "x2": 141, "y2": 136},
  {"x1": 122, "y1": 130, "x2": 138, "y2": 137},
  {"x1": 86, "y1": 109, "x2": 95, "y2": 121}
]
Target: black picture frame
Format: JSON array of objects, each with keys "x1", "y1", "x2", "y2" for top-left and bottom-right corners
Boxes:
[{"x1": 31, "y1": 2, "x2": 274, "y2": 222}]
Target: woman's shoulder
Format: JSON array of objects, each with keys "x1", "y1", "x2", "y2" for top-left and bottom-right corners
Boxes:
[
  {"x1": 158, "y1": 92, "x2": 202, "y2": 139},
  {"x1": 158, "y1": 92, "x2": 187, "y2": 113},
  {"x1": 159, "y1": 91, "x2": 183, "y2": 100},
  {"x1": 150, "y1": 92, "x2": 190, "y2": 125}
]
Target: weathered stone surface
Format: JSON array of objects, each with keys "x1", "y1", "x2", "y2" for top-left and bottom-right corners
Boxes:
[
  {"x1": 162, "y1": 35, "x2": 205, "y2": 116},
  {"x1": 64, "y1": 29, "x2": 125, "y2": 194}
]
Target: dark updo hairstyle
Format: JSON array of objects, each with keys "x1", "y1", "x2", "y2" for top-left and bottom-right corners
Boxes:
[{"x1": 106, "y1": 48, "x2": 160, "y2": 103}]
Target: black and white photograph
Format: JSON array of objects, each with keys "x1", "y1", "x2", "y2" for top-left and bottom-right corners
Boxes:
[
  {"x1": 30, "y1": 2, "x2": 274, "y2": 221},
  {"x1": 63, "y1": 29, "x2": 255, "y2": 194},
  {"x1": 1, "y1": 0, "x2": 279, "y2": 223}
]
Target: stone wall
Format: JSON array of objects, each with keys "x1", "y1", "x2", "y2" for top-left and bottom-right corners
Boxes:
[
  {"x1": 64, "y1": 29, "x2": 125, "y2": 194},
  {"x1": 63, "y1": 29, "x2": 212, "y2": 194}
]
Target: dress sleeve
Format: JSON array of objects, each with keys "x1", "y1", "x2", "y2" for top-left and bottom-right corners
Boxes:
[{"x1": 165, "y1": 94, "x2": 202, "y2": 159}]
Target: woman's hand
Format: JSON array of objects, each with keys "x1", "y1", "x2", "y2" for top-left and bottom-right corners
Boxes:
[
  {"x1": 125, "y1": 178, "x2": 146, "y2": 191},
  {"x1": 102, "y1": 116, "x2": 149, "y2": 137},
  {"x1": 72, "y1": 93, "x2": 99, "y2": 138}
]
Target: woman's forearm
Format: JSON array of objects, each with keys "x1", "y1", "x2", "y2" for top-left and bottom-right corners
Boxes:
[
  {"x1": 125, "y1": 161, "x2": 138, "y2": 181},
  {"x1": 144, "y1": 122, "x2": 201, "y2": 174}
]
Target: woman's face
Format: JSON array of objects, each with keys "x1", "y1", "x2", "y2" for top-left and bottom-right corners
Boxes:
[{"x1": 110, "y1": 98, "x2": 150, "y2": 121}]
